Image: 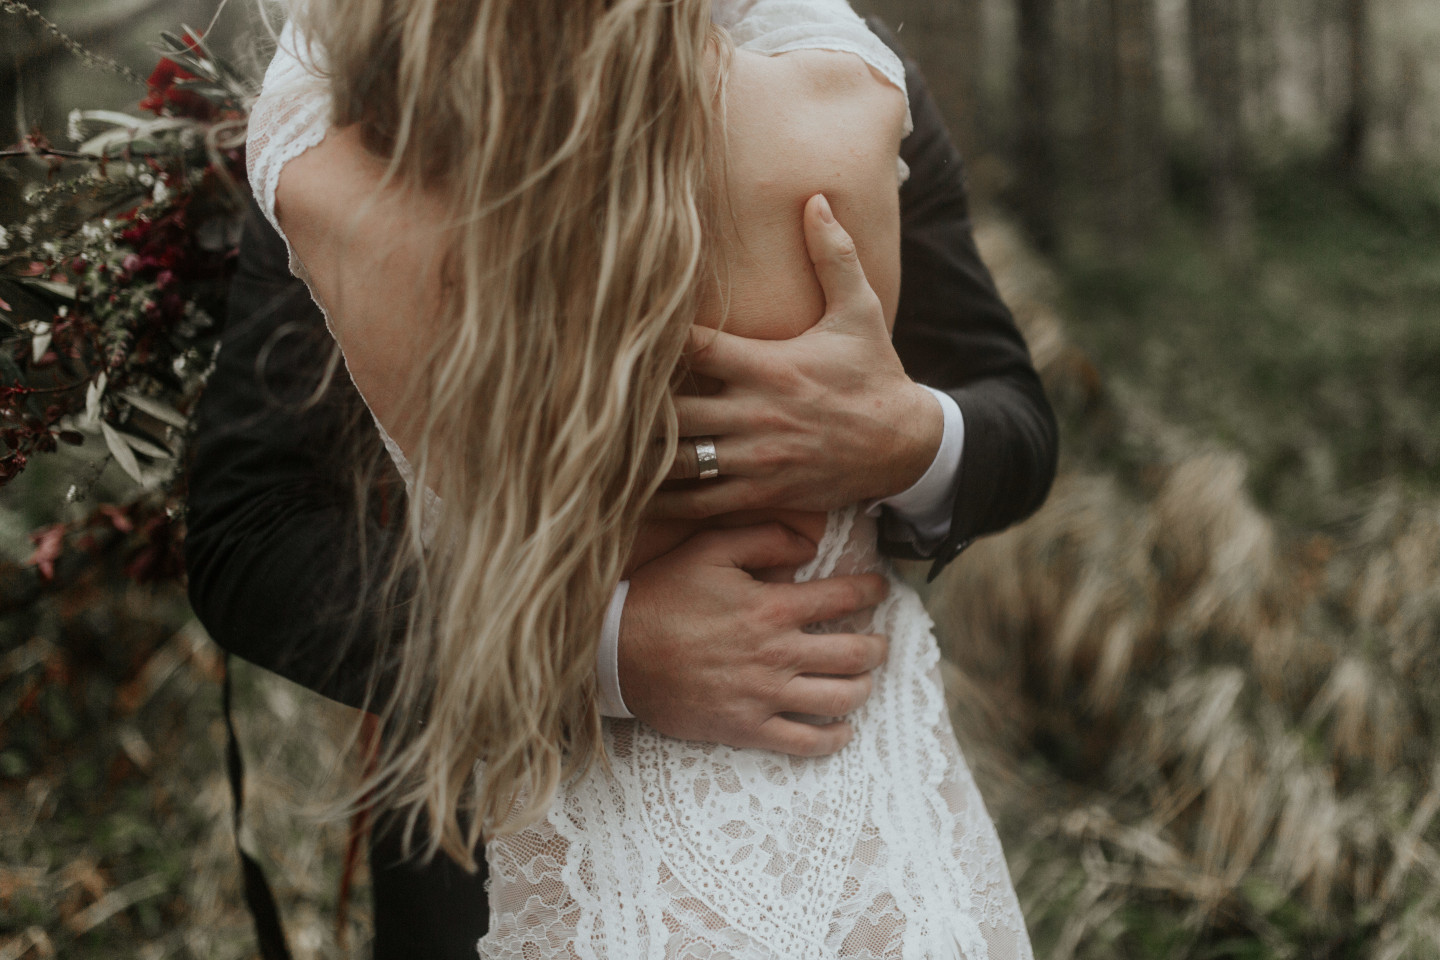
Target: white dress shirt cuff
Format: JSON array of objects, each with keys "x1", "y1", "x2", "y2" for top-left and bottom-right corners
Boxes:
[
  {"x1": 597, "y1": 580, "x2": 633, "y2": 718},
  {"x1": 866, "y1": 386, "x2": 964, "y2": 547}
]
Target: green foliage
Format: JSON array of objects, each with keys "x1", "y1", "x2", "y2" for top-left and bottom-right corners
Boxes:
[{"x1": 1055, "y1": 162, "x2": 1440, "y2": 526}]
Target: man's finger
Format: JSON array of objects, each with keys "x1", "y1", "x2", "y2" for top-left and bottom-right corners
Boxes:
[
  {"x1": 674, "y1": 394, "x2": 741, "y2": 439},
  {"x1": 684, "y1": 325, "x2": 763, "y2": 382},
  {"x1": 648, "y1": 479, "x2": 758, "y2": 520},
  {"x1": 771, "y1": 572, "x2": 888, "y2": 626},
  {"x1": 748, "y1": 715, "x2": 853, "y2": 757},
  {"x1": 788, "y1": 632, "x2": 888, "y2": 677},
  {"x1": 802, "y1": 193, "x2": 876, "y2": 323},
  {"x1": 665, "y1": 437, "x2": 702, "y2": 481},
  {"x1": 781, "y1": 674, "x2": 874, "y2": 719},
  {"x1": 694, "y1": 521, "x2": 817, "y2": 572}
]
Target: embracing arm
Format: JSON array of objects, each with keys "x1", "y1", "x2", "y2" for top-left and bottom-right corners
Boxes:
[
  {"x1": 186, "y1": 201, "x2": 888, "y2": 746},
  {"x1": 184, "y1": 199, "x2": 405, "y2": 710},
  {"x1": 878, "y1": 18, "x2": 1058, "y2": 573}
]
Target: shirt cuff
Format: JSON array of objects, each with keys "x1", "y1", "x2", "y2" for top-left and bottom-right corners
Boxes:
[
  {"x1": 597, "y1": 580, "x2": 633, "y2": 719},
  {"x1": 866, "y1": 386, "x2": 964, "y2": 548}
]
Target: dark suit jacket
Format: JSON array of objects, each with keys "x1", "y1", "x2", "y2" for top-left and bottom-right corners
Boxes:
[{"x1": 183, "y1": 23, "x2": 1056, "y2": 959}]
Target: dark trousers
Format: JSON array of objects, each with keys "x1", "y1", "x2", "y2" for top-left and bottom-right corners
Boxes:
[{"x1": 369, "y1": 819, "x2": 490, "y2": 960}]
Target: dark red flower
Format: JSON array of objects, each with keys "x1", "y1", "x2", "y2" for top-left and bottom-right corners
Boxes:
[
  {"x1": 25, "y1": 524, "x2": 65, "y2": 579},
  {"x1": 138, "y1": 42, "x2": 215, "y2": 121}
]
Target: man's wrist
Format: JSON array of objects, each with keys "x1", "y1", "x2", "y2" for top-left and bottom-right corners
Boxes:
[
  {"x1": 871, "y1": 386, "x2": 964, "y2": 547},
  {"x1": 597, "y1": 581, "x2": 633, "y2": 718},
  {"x1": 880, "y1": 379, "x2": 946, "y2": 499}
]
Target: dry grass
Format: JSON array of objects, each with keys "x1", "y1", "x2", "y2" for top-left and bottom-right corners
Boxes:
[{"x1": 923, "y1": 219, "x2": 1440, "y2": 958}]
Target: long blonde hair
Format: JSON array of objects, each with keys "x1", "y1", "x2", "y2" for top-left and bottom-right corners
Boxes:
[{"x1": 296, "y1": 0, "x2": 723, "y2": 866}]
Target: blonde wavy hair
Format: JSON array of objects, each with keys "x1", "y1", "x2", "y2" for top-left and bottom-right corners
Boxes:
[{"x1": 295, "y1": 0, "x2": 725, "y2": 867}]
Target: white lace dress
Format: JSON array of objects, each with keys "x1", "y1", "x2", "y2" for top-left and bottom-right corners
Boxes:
[{"x1": 247, "y1": 4, "x2": 1035, "y2": 958}]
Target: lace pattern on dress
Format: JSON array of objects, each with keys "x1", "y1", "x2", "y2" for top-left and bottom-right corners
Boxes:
[{"x1": 479, "y1": 506, "x2": 1034, "y2": 960}]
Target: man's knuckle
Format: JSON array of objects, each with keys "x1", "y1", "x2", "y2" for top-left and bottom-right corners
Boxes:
[
  {"x1": 835, "y1": 639, "x2": 870, "y2": 675},
  {"x1": 755, "y1": 641, "x2": 791, "y2": 673},
  {"x1": 755, "y1": 407, "x2": 788, "y2": 434},
  {"x1": 823, "y1": 689, "x2": 855, "y2": 717},
  {"x1": 752, "y1": 442, "x2": 787, "y2": 473},
  {"x1": 831, "y1": 580, "x2": 863, "y2": 613},
  {"x1": 760, "y1": 594, "x2": 799, "y2": 629}
]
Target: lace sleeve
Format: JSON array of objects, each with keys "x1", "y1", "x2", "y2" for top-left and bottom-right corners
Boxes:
[
  {"x1": 245, "y1": 20, "x2": 333, "y2": 241},
  {"x1": 718, "y1": 0, "x2": 912, "y2": 135}
]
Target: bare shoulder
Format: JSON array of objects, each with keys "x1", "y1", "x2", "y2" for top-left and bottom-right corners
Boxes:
[
  {"x1": 274, "y1": 125, "x2": 447, "y2": 438},
  {"x1": 711, "y1": 48, "x2": 906, "y2": 337},
  {"x1": 778, "y1": 47, "x2": 907, "y2": 128},
  {"x1": 724, "y1": 47, "x2": 906, "y2": 159}
]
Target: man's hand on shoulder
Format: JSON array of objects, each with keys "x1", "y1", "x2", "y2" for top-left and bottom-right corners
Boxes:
[
  {"x1": 619, "y1": 522, "x2": 889, "y2": 757},
  {"x1": 654, "y1": 195, "x2": 943, "y2": 519}
]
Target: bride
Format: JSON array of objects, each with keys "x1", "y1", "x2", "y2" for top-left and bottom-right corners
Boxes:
[{"x1": 246, "y1": 0, "x2": 1035, "y2": 956}]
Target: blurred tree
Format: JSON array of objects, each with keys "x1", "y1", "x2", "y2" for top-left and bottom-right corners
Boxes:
[
  {"x1": 864, "y1": 0, "x2": 984, "y2": 160},
  {"x1": 1090, "y1": 0, "x2": 1165, "y2": 254},
  {"x1": 1189, "y1": 0, "x2": 1253, "y2": 259},
  {"x1": 1337, "y1": 0, "x2": 1369, "y2": 176},
  {"x1": 1014, "y1": 0, "x2": 1059, "y2": 252}
]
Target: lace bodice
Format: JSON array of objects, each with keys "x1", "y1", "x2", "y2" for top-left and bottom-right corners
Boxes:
[{"x1": 245, "y1": 4, "x2": 1033, "y2": 957}]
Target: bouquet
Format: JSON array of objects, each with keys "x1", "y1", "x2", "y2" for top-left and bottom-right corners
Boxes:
[{"x1": 1, "y1": 19, "x2": 251, "y2": 583}]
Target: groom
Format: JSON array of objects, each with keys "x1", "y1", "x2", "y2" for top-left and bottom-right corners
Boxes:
[{"x1": 184, "y1": 21, "x2": 1056, "y2": 960}]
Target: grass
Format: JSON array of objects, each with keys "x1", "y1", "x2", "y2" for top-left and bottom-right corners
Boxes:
[
  {"x1": 1053, "y1": 162, "x2": 1440, "y2": 526},
  {"x1": 0, "y1": 526, "x2": 370, "y2": 959}
]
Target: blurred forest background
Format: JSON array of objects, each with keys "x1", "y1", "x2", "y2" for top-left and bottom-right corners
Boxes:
[{"x1": 2, "y1": 0, "x2": 1438, "y2": 958}]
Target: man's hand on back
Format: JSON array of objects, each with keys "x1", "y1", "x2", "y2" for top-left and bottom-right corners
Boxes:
[{"x1": 619, "y1": 522, "x2": 890, "y2": 757}]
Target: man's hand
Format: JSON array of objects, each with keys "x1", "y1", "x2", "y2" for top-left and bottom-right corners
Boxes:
[
  {"x1": 619, "y1": 522, "x2": 889, "y2": 756},
  {"x1": 652, "y1": 194, "x2": 942, "y2": 520}
]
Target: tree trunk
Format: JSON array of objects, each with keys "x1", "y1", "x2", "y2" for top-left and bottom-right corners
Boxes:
[
  {"x1": 866, "y1": 0, "x2": 981, "y2": 158},
  {"x1": 1090, "y1": 0, "x2": 1165, "y2": 255},
  {"x1": 1189, "y1": 0, "x2": 1252, "y2": 259},
  {"x1": 1336, "y1": 0, "x2": 1369, "y2": 176},
  {"x1": 1014, "y1": 0, "x2": 1059, "y2": 252}
]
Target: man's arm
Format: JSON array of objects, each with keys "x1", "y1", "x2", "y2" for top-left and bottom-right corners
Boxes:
[
  {"x1": 184, "y1": 198, "x2": 404, "y2": 710},
  {"x1": 878, "y1": 18, "x2": 1057, "y2": 573}
]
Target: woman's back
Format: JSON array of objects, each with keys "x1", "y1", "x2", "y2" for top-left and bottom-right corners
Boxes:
[{"x1": 277, "y1": 44, "x2": 908, "y2": 554}]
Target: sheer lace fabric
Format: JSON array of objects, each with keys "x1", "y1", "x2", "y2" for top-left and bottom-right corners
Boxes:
[
  {"x1": 245, "y1": 3, "x2": 1031, "y2": 957},
  {"x1": 480, "y1": 507, "x2": 1031, "y2": 960}
]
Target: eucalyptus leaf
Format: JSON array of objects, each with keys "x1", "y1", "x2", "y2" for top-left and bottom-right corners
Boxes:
[
  {"x1": 31, "y1": 322, "x2": 52, "y2": 360},
  {"x1": 75, "y1": 109, "x2": 148, "y2": 129},
  {"x1": 16, "y1": 278, "x2": 77, "y2": 301},
  {"x1": 84, "y1": 372, "x2": 108, "y2": 427},
  {"x1": 118, "y1": 431, "x2": 174, "y2": 460},
  {"x1": 120, "y1": 391, "x2": 188, "y2": 429},
  {"x1": 101, "y1": 421, "x2": 145, "y2": 484}
]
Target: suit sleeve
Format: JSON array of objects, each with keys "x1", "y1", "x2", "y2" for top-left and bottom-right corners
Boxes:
[
  {"x1": 870, "y1": 18, "x2": 1059, "y2": 578},
  {"x1": 183, "y1": 198, "x2": 407, "y2": 710}
]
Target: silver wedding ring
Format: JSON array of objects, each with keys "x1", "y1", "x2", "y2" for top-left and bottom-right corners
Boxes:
[{"x1": 693, "y1": 437, "x2": 719, "y2": 480}]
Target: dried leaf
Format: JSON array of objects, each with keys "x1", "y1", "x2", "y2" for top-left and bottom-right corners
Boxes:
[
  {"x1": 119, "y1": 390, "x2": 187, "y2": 429},
  {"x1": 100, "y1": 421, "x2": 144, "y2": 484}
]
